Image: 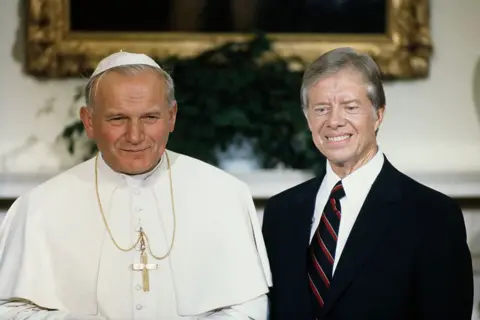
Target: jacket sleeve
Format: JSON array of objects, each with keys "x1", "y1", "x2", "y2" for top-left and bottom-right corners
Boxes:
[{"x1": 415, "y1": 199, "x2": 474, "y2": 319}]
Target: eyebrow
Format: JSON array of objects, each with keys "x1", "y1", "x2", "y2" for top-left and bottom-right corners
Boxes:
[
  {"x1": 104, "y1": 112, "x2": 126, "y2": 118},
  {"x1": 311, "y1": 99, "x2": 360, "y2": 106},
  {"x1": 341, "y1": 99, "x2": 361, "y2": 104},
  {"x1": 311, "y1": 102, "x2": 331, "y2": 107},
  {"x1": 104, "y1": 110, "x2": 162, "y2": 117}
]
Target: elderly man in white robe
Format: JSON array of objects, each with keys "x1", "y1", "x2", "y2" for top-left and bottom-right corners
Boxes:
[{"x1": 0, "y1": 52, "x2": 272, "y2": 319}]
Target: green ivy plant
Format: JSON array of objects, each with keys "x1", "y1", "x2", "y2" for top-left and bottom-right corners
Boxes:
[{"x1": 61, "y1": 34, "x2": 326, "y2": 173}]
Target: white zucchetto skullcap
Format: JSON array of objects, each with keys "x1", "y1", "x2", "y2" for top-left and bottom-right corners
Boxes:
[{"x1": 91, "y1": 51, "x2": 161, "y2": 78}]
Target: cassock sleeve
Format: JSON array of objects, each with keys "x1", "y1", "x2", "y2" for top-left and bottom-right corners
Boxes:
[
  {"x1": 198, "y1": 294, "x2": 268, "y2": 319},
  {"x1": 414, "y1": 200, "x2": 473, "y2": 319},
  {"x1": 0, "y1": 196, "x2": 105, "y2": 320},
  {"x1": 0, "y1": 195, "x2": 102, "y2": 318},
  {"x1": 0, "y1": 302, "x2": 105, "y2": 320}
]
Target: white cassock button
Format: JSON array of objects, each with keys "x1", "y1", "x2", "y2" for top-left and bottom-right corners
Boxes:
[
  {"x1": 136, "y1": 304, "x2": 142, "y2": 310},
  {"x1": 135, "y1": 284, "x2": 142, "y2": 290},
  {"x1": 135, "y1": 207, "x2": 142, "y2": 213},
  {"x1": 133, "y1": 189, "x2": 140, "y2": 195}
]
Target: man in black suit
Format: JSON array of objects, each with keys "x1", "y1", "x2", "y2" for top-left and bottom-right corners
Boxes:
[{"x1": 261, "y1": 47, "x2": 474, "y2": 320}]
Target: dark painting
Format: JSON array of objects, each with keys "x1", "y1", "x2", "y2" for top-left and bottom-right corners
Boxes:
[{"x1": 69, "y1": 0, "x2": 387, "y2": 34}]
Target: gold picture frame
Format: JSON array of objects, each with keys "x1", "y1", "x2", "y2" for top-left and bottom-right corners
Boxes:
[{"x1": 26, "y1": 0, "x2": 432, "y2": 79}]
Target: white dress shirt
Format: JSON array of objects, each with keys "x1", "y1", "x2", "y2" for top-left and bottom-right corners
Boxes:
[{"x1": 310, "y1": 149, "x2": 384, "y2": 275}]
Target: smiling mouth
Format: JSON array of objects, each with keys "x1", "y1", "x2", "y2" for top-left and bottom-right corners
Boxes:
[
  {"x1": 122, "y1": 148, "x2": 149, "y2": 152},
  {"x1": 326, "y1": 134, "x2": 352, "y2": 142}
]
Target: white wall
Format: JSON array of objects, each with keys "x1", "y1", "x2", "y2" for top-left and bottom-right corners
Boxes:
[
  {"x1": 378, "y1": 0, "x2": 480, "y2": 174},
  {"x1": 0, "y1": 0, "x2": 85, "y2": 173}
]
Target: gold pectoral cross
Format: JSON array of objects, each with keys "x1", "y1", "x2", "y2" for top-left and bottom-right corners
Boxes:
[{"x1": 131, "y1": 230, "x2": 158, "y2": 292}]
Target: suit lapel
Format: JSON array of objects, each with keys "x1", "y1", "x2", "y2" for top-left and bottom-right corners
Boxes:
[
  {"x1": 287, "y1": 174, "x2": 324, "y2": 319},
  {"x1": 293, "y1": 174, "x2": 325, "y2": 253},
  {"x1": 279, "y1": 172, "x2": 324, "y2": 318},
  {"x1": 321, "y1": 159, "x2": 403, "y2": 314}
]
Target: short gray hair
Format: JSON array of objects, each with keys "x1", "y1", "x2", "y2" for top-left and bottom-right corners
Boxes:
[
  {"x1": 85, "y1": 64, "x2": 176, "y2": 108},
  {"x1": 300, "y1": 47, "x2": 385, "y2": 111}
]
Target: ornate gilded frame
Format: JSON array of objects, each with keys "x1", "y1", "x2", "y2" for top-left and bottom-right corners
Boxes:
[{"x1": 26, "y1": 0, "x2": 432, "y2": 79}]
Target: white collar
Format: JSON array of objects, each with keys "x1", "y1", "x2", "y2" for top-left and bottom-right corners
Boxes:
[
  {"x1": 324, "y1": 148, "x2": 384, "y2": 200},
  {"x1": 97, "y1": 151, "x2": 166, "y2": 188}
]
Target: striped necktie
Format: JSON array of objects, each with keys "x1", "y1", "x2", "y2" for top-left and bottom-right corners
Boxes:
[{"x1": 308, "y1": 180, "x2": 345, "y2": 314}]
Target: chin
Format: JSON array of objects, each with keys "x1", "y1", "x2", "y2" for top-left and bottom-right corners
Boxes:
[
  {"x1": 325, "y1": 151, "x2": 354, "y2": 167},
  {"x1": 117, "y1": 159, "x2": 150, "y2": 174},
  {"x1": 122, "y1": 166, "x2": 151, "y2": 175}
]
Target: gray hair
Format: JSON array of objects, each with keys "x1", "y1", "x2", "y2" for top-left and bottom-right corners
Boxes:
[
  {"x1": 85, "y1": 64, "x2": 176, "y2": 109},
  {"x1": 300, "y1": 47, "x2": 385, "y2": 111}
]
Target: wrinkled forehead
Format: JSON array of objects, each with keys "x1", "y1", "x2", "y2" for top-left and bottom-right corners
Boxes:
[
  {"x1": 314, "y1": 67, "x2": 367, "y2": 87},
  {"x1": 99, "y1": 69, "x2": 164, "y2": 93},
  {"x1": 92, "y1": 70, "x2": 168, "y2": 108},
  {"x1": 309, "y1": 69, "x2": 369, "y2": 100}
]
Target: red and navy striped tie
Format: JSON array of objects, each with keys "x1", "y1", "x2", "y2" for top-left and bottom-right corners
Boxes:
[{"x1": 308, "y1": 180, "x2": 345, "y2": 314}]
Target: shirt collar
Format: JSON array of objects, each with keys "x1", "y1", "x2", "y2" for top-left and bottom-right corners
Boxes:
[
  {"x1": 324, "y1": 148, "x2": 384, "y2": 201},
  {"x1": 98, "y1": 151, "x2": 166, "y2": 187}
]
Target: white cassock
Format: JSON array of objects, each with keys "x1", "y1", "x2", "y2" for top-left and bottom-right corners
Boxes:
[{"x1": 0, "y1": 150, "x2": 272, "y2": 319}]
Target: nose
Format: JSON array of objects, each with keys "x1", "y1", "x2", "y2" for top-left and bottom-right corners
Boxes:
[
  {"x1": 326, "y1": 107, "x2": 346, "y2": 129},
  {"x1": 126, "y1": 120, "x2": 144, "y2": 144}
]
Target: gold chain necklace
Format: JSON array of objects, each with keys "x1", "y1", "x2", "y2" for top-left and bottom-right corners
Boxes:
[{"x1": 94, "y1": 151, "x2": 176, "y2": 260}]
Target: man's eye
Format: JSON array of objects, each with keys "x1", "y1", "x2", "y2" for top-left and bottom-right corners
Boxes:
[
  {"x1": 108, "y1": 117, "x2": 125, "y2": 122},
  {"x1": 143, "y1": 116, "x2": 159, "y2": 123}
]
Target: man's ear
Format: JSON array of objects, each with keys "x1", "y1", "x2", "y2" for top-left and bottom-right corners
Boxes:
[
  {"x1": 304, "y1": 107, "x2": 314, "y2": 132},
  {"x1": 168, "y1": 102, "x2": 178, "y2": 133},
  {"x1": 374, "y1": 105, "x2": 385, "y2": 132},
  {"x1": 80, "y1": 106, "x2": 95, "y2": 139}
]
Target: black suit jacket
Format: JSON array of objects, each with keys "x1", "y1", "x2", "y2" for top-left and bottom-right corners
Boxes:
[{"x1": 262, "y1": 157, "x2": 473, "y2": 320}]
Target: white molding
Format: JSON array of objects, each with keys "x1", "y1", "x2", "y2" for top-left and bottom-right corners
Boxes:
[
  {"x1": 233, "y1": 170, "x2": 315, "y2": 199},
  {"x1": 471, "y1": 256, "x2": 480, "y2": 273},
  {"x1": 237, "y1": 170, "x2": 480, "y2": 199},
  {"x1": 0, "y1": 172, "x2": 55, "y2": 200},
  {"x1": 1, "y1": 169, "x2": 480, "y2": 200}
]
